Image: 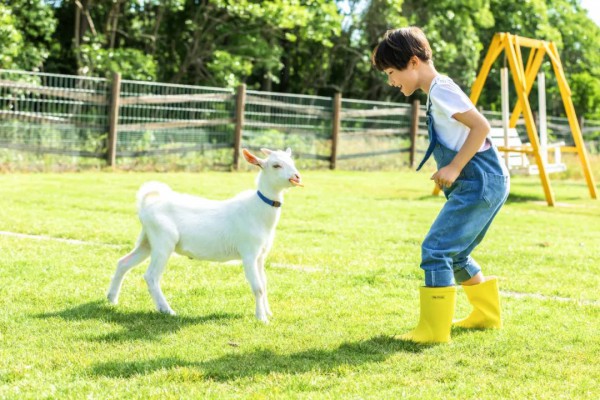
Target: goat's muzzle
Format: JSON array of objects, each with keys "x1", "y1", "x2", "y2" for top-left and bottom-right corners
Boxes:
[{"x1": 289, "y1": 174, "x2": 303, "y2": 187}]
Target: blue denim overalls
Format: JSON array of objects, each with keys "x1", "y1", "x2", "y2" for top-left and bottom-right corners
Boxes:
[{"x1": 416, "y1": 82, "x2": 510, "y2": 287}]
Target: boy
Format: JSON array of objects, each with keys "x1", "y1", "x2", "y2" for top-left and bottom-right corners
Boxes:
[{"x1": 371, "y1": 27, "x2": 509, "y2": 343}]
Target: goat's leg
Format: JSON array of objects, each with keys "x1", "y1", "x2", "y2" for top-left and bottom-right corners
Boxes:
[
  {"x1": 107, "y1": 231, "x2": 151, "y2": 304},
  {"x1": 257, "y1": 253, "x2": 272, "y2": 317},
  {"x1": 242, "y1": 254, "x2": 268, "y2": 323},
  {"x1": 144, "y1": 249, "x2": 176, "y2": 315}
]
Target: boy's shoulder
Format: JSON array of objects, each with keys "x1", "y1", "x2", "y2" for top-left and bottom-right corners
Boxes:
[
  {"x1": 434, "y1": 75, "x2": 454, "y2": 85},
  {"x1": 432, "y1": 75, "x2": 460, "y2": 91},
  {"x1": 430, "y1": 75, "x2": 468, "y2": 98}
]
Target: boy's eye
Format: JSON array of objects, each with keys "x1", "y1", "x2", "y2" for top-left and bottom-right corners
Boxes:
[{"x1": 273, "y1": 164, "x2": 282, "y2": 169}]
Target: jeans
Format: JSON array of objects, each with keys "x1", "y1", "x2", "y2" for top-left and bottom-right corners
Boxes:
[{"x1": 420, "y1": 121, "x2": 510, "y2": 287}]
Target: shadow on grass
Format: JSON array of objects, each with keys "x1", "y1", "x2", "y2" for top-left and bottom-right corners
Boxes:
[
  {"x1": 36, "y1": 300, "x2": 240, "y2": 342},
  {"x1": 91, "y1": 335, "x2": 433, "y2": 380},
  {"x1": 505, "y1": 192, "x2": 544, "y2": 203}
]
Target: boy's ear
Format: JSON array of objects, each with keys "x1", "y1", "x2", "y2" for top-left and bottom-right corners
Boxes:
[
  {"x1": 410, "y1": 55, "x2": 420, "y2": 68},
  {"x1": 242, "y1": 148, "x2": 264, "y2": 168}
]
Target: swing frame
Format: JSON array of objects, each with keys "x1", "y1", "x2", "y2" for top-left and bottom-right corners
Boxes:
[{"x1": 433, "y1": 32, "x2": 597, "y2": 206}]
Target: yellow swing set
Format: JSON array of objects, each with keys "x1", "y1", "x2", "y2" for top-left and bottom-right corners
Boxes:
[{"x1": 432, "y1": 32, "x2": 597, "y2": 206}]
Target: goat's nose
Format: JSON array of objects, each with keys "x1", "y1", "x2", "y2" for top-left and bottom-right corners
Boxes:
[{"x1": 294, "y1": 173, "x2": 301, "y2": 180}]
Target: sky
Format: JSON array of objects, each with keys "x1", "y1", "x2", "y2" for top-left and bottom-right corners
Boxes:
[
  {"x1": 581, "y1": 0, "x2": 600, "y2": 26},
  {"x1": 338, "y1": 0, "x2": 600, "y2": 28}
]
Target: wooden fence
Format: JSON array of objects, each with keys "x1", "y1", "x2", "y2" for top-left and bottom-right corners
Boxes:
[{"x1": 0, "y1": 69, "x2": 598, "y2": 170}]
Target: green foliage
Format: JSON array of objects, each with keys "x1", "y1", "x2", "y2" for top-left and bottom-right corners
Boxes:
[
  {"x1": 0, "y1": 0, "x2": 56, "y2": 70},
  {"x1": 78, "y1": 35, "x2": 157, "y2": 80},
  {"x1": 471, "y1": 0, "x2": 600, "y2": 119},
  {"x1": 569, "y1": 72, "x2": 600, "y2": 120},
  {"x1": 1, "y1": 0, "x2": 599, "y2": 118},
  {"x1": 8, "y1": 0, "x2": 56, "y2": 70},
  {"x1": 0, "y1": 4, "x2": 22, "y2": 68},
  {"x1": 405, "y1": 0, "x2": 494, "y2": 88}
]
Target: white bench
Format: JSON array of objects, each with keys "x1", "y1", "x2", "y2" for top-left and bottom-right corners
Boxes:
[{"x1": 489, "y1": 127, "x2": 567, "y2": 175}]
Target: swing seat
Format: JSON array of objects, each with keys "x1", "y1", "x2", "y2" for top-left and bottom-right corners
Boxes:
[{"x1": 489, "y1": 127, "x2": 567, "y2": 175}]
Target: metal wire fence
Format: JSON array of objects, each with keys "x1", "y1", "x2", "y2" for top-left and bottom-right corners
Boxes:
[
  {"x1": 243, "y1": 90, "x2": 333, "y2": 168},
  {"x1": 336, "y1": 98, "x2": 429, "y2": 169},
  {"x1": 0, "y1": 69, "x2": 109, "y2": 166},
  {"x1": 0, "y1": 68, "x2": 598, "y2": 171},
  {"x1": 117, "y1": 80, "x2": 235, "y2": 157}
]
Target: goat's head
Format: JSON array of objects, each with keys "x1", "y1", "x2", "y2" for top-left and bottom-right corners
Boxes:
[{"x1": 243, "y1": 148, "x2": 302, "y2": 190}]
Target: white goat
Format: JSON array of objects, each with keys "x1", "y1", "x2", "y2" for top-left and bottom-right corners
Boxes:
[{"x1": 107, "y1": 148, "x2": 302, "y2": 323}]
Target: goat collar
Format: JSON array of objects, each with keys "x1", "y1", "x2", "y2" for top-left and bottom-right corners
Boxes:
[{"x1": 257, "y1": 190, "x2": 281, "y2": 208}]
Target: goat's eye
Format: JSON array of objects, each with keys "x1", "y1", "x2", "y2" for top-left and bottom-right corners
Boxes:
[{"x1": 273, "y1": 164, "x2": 282, "y2": 169}]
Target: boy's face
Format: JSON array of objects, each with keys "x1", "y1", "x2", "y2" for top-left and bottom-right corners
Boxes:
[{"x1": 384, "y1": 61, "x2": 418, "y2": 96}]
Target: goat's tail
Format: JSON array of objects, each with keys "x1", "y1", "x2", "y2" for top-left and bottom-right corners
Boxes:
[{"x1": 136, "y1": 181, "x2": 172, "y2": 210}]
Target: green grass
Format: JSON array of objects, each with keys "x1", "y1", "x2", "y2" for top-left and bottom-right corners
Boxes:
[{"x1": 1, "y1": 170, "x2": 599, "y2": 399}]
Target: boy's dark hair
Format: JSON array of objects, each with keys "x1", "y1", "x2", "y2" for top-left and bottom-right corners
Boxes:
[{"x1": 371, "y1": 27, "x2": 432, "y2": 71}]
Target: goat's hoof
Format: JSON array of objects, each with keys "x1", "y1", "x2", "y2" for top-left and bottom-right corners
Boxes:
[
  {"x1": 256, "y1": 315, "x2": 269, "y2": 324},
  {"x1": 106, "y1": 294, "x2": 118, "y2": 305},
  {"x1": 158, "y1": 307, "x2": 176, "y2": 316}
]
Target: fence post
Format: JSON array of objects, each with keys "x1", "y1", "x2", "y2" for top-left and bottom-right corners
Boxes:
[
  {"x1": 330, "y1": 92, "x2": 342, "y2": 170},
  {"x1": 409, "y1": 99, "x2": 420, "y2": 168},
  {"x1": 233, "y1": 84, "x2": 246, "y2": 170},
  {"x1": 107, "y1": 71, "x2": 121, "y2": 168}
]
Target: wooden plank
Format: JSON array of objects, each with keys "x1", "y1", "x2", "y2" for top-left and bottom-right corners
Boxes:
[
  {"x1": 342, "y1": 128, "x2": 409, "y2": 137},
  {"x1": 548, "y1": 41, "x2": 597, "y2": 199},
  {"x1": 107, "y1": 72, "x2": 121, "y2": 167},
  {"x1": 509, "y1": 45, "x2": 545, "y2": 127},
  {"x1": 560, "y1": 146, "x2": 579, "y2": 153},
  {"x1": 244, "y1": 145, "x2": 330, "y2": 162},
  {"x1": 337, "y1": 147, "x2": 410, "y2": 160},
  {"x1": 233, "y1": 84, "x2": 246, "y2": 170},
  {"x1": 245, "y1": 95, "x2": 329, "y2": 117},
  {"x1": 0, "y1": 143, "x2": 102, "y2": 158},
  {"x1": 243, "y1": 120, "x2": 324, "y2": 132},
  {"x1": 340, "y1": 107, "x2": 411, "y2": 118},
  {"x1": 0, "y1": 110, "x2": 69, "y2": 124},
  {"x1": 470, "y1": 33, "x2": 505, "y2": 105},
  {"x1": 117, "y1": 117, "x2": 233, "y2": 132},
  {"x1": 490, "y1": 118, "x2": 525, "y2": 127},
  {"x1": 0, "y1": 79, "x2": 107, "y2": 104},
  {"x1": 506, "y1": 35, "x2": 555, "y2": 206},
  {"x1": 582, "y1": 126, "x2": 600, "y2": 134},
  {"x1": 496, "y1": 146, "x2": 534, "y2": 154},
  {"x1": 512, "y1": 35, "x2": 546, "y2": 48},
  {"x1": 119, "y1": 92, "x2": 232, "y2": 105},
  {"x1": 330, "y1": 92, "x2": 341, "y2": 169},
  {"x1": 117, "y1": 142, "x2": 232, "y2": 157}
]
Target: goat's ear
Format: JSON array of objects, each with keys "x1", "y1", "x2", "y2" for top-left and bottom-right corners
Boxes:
[
  {"x1": 285, "y1": 147, "x2": 292, "y2": 156},
  {"x1": 260, "y1": 148, "x2": 272, "y2": 156},
  {"x1": 242, "y1": 148, "x2": 264, "y2": 167}
]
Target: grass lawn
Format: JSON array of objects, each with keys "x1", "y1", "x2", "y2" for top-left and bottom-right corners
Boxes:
[{"x1": 0, "y1": 170, "x2": 599, "y2": 399}]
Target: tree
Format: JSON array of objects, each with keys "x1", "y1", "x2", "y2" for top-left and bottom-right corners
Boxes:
[{"x1": 0, "y1": 0, "x2": 56, "y2": 71}]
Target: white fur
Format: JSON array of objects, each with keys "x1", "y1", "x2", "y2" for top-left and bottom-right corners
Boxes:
[{"x1": 107, "y1": 148, "x2": 301, "y2": 323}]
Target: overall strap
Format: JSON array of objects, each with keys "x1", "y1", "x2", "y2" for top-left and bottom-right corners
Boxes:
[{"x1": 416, "y1": 81, "x2": 439, "y2": 171}]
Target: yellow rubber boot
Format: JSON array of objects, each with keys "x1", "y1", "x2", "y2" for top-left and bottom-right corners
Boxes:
[
  {"x1": 453, "y1": 276, "x2": 502, "y2": 329},
  {"x1": 398, "y1": 286, "x2": 456, "y2": 343}
]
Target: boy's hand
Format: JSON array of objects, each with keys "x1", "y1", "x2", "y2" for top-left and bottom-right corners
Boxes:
[{"x1": 431, "y1": 165, "x2": 461, "y2": 188}]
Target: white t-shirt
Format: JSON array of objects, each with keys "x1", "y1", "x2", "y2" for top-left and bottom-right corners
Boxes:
[{"x1": 427, "y1": 75, "x2": 489, "y2": 152}]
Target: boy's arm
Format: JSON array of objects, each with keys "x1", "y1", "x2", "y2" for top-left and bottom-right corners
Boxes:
[{"x1": 431, "y1": 109, "x2": 490, "y2": 188}]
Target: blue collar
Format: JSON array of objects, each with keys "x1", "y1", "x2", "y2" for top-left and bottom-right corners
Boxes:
[{"x1": 257, "y1": 191, "x2": 281, "y2": 207}]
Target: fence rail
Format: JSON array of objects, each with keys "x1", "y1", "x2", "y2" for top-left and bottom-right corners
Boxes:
[{"x1": 0, "y1": 68, "x2": 598, "y2": 170}]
